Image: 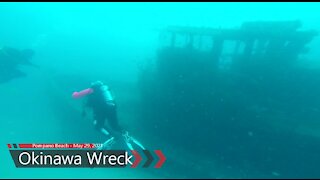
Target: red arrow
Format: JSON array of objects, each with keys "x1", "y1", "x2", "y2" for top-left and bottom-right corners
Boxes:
[
  {"x1": 131, "y1": 150, "x2": 142, "y2": 168},
  {"x1": 154, "y1": 150, "x2": 166, "y2": 168}
]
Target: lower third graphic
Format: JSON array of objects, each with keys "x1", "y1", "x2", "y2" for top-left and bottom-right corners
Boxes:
[{"x1": 7, "y1": 143, "x2": 166, "y2": 168}]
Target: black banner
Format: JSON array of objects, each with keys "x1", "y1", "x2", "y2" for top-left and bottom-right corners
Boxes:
[{"x1": 9, "y1": 150, "x2": 131, "y2": 168}]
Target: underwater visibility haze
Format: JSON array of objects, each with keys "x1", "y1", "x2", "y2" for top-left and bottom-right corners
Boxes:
[{"x1": 1, "y1": 2, "x2": 320, "y2": 179}]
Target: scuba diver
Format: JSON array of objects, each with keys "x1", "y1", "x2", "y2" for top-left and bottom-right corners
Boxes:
[
  {"x1": 0, "y1": 46, "x2": 36, "y2": 83},
  {"x1": 82, "y1": 81, "x2": 125, "y2": 138},
  {"x1": 73, "y1": 80, "x2": 145, "y2": 151}
]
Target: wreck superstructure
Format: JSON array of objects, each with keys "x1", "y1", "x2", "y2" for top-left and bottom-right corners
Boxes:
[
  {"x1": 137, "y1": 21, "x2": 320, "y2": 178},
  {"x1": 159, "y1": 21, "x2": 318, "y2": 70}
]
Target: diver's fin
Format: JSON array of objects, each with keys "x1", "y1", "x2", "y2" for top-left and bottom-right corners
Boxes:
[
  {"x1": 98, "y1": 137, "x2": 115, "y2": 150},
  {"x1": 126, "y1": 142, "x2": 134, "y2": 151},
  {"x1": 131, "y1": 138, "x2": 146, "y2": 150}
]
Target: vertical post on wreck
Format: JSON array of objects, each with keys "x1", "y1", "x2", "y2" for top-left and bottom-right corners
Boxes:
[
  {"x1": 212, "y1": 37, "x2": 224, "y2": 68},
  {"x1": 234, "y1": 40, "x2": 240, "y2": 55},
  {"x1": 187, "y1": 33, "x2": 194, "y2": 49},
  {"x1": 243, "y1": 38, "x2": 254, "y2": 58}
]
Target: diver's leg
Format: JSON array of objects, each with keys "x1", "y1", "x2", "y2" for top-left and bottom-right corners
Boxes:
[
  {"x1": 93, "y1": 114, "x2": 110, "y2": 137},
  {"x1": 105, "y1": 103, "x2": 138, "y2": 152},
  {"x1": 105, "y1": 103, "x2": 146, "y2": 150},
  {"x1": 106, "y1": 103, "x2": 124, "y2": 135}
]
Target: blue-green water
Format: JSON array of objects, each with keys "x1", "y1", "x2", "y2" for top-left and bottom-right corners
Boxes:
[{"x1": 1, "y1": 2, "x2": 320, "y2": 179}]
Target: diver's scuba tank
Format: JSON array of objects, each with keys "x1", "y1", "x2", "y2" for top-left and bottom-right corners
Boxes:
[
  {"x1": 91, "y1": 81, "x2": 114, "y2": 102},
  {"x1": 100, "y1": 84, "x2": 114, "y2": 102}
]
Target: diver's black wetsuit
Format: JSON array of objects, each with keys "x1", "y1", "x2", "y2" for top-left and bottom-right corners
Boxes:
[
  {"x1": 82, "y1": 81, "x2": 145, "y2": 151},
  {"x1": 85, "y1": 82, "x2": 124, "y2": 138},
  {"x1": 0, "y1": 47, "x2": 35, "y2": 83}
]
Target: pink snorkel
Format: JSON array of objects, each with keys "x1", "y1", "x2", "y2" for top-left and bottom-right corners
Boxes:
[{"x1": 72, "y1": 88, "x2": 94, "y2": 99}]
